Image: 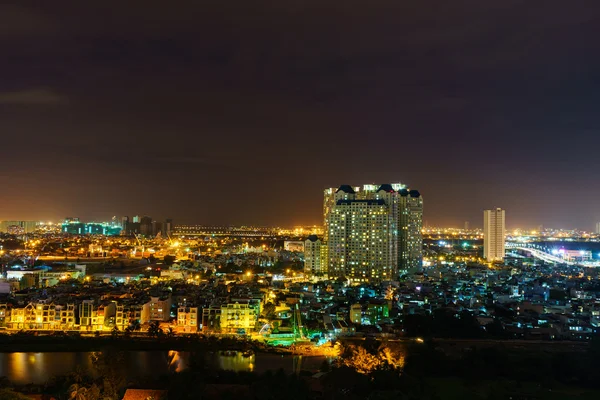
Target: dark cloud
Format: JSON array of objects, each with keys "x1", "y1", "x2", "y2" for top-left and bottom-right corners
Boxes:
[
  {"x1": 0, "y1": 1, "x2": 600, "y2": 228},
  {"x1": 0, "y1": 88, "x2": 67, "y2": 105},
  {"x1": 0, "y1": 5, "x2": 58, "y2": 37}
]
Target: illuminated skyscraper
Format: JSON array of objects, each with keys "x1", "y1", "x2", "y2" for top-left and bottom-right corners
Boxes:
[
  {"x1": 398, "y1": 189, "x2": 424, "y2": 273},
  {"x1": 483, "y1": 208, "x2": 505, "y2": 261},
  {"x1": 324, "y1": 183, "x2": 423, "y2": 282},
  {"x1": 323, "y1": 186, "x2": 359, "y2": 242}
]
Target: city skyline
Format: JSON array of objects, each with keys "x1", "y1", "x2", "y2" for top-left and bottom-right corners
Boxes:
[
  {"x1": 2, "y1": 209, "x2": 600, "y2": 232},
  {"x1": 2, "y1": 2, "x2": 600, "y2": 229}
]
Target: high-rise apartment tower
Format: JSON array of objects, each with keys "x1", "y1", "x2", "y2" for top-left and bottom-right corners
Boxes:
[
  {"x1": 323, "y1": 183, "x2": 423, "y2": 282},
  {"x1": 483, "y1": 208, "x2": 505, "y2": 261}
]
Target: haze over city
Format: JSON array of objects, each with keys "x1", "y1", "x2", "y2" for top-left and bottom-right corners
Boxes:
[{"x1": 1, "y1": 1, "x2": 599, "y2": 228}]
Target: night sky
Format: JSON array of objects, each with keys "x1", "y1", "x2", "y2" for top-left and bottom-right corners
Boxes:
[{"x1": 1, "y1": 1, "x2": 600, "y2": 229}]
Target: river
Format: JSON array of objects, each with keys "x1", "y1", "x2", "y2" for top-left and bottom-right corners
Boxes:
[{"x1": 0, "y1": 351, "x2": 329, "y2": 384}]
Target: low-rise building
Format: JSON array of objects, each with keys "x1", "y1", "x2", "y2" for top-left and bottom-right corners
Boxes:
[
  {"x1": 220, "y1": 302, "x2": 258, "y2": 333},
  {"x1": 177, "y1": 306, "x2": 199, "y2": 333}
]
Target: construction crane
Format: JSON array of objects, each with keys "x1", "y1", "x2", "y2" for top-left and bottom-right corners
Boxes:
[
  {"x1": 132, "y1": 234, "x2": 145, "y2": 257},
  {"x1": 293, "y1": 304, "x2": 307, "y2": 340}
]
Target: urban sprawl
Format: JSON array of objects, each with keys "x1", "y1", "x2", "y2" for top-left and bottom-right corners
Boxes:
[{"x1": 0, "y1": 183, "x2": 599, "y2": 344}]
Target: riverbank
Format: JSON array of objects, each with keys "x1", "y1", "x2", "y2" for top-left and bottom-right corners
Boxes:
[{"x1": 0, "y1": 333, "x2": 294, "y2": 354}]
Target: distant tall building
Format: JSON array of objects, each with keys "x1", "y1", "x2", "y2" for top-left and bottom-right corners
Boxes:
[
  {"x1": 121, "y1": 216, "x2": 129, "y2": 233},
  {"x1": 0, "y1": 221, "x2": 40, "y2": 234},
  {"x1": 483, "y1": 208, "x2": 506, "y2": 261},
  {"x1": 464, "y1": 221, "x2": 470, "y2": 230},
  {"x1": 164, "y1": 218, "x2": 173, "y2": 237},
  {"x1": 304, "y1": 235, "x2": 326, "y2": 276},
  {"x1": 324, "y1": 183, "x2": 423, "y2": 283},
  {"x1": 132, "y1": 215, "x2": 141, "y2": 223},
  {"x1": 140, "y1": 216, "x2": 153, "y2": 237},
  {"x1": 398, "y1": 189, "x2": 424, "y2": 272},
  {"x1": 596, "y1": 222, "x2": 600, "y2": 235}
]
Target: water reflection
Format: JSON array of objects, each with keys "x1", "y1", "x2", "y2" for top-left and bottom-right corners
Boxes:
[
  {"x1": 0, "y1": 351, "x2": 328, "y2": 384},
  {"x1": 167, "y1": 350, "x2": 184, "y2": 372},
  {"x1": 216, "y1": 352, "x2": 255, "y2": 372}
]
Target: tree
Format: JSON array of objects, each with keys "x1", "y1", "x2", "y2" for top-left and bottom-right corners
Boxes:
[
  {"x1": 90, "y1": 351, "x2": 126, "y2": 399},
  {"x1": 338, "y1": 344, "x2": 405, "y2": 375},
  {"x1": 261, "y1": 302, "x2": 276, "y2": 320},
  {"x1": 68, "y1": 383, "x2": 100, "y2": 400},
  {"x1": 384, "y1": 285, "x2": 395, "y2": 301},
  {"x1": 148, "y1": 321, "x2": 163, "y2": 338},
  {"x1": 271, "y1": 320, "x2": 281, "y2": 334},
  {"x1": 339, "y1": 345, "x2": 382, "y2": 374},
  {"x1": 0, "y1": 389, "x2": 33, "y2": 400},
  {"x1": 128, "y1": 320, "x2": 141, "y2": 332},
  {"x1": 111, "y1": 325, "x2": 120, "y2": 339}
]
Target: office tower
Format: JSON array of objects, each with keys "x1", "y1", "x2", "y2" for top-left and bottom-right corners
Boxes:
[
  {"x1": 121, "y1": 216, "x2": 129, "y2": 234},
  {"x1": 151, "y1": 221, "x2": 163, "y2": 237},
  {"x1": 325, "y1": 183, "x2": 423, "y2": 282},
  {"x1": 132, "y1": 215, "x2": 141, "y2": 223},
  {"x1": 140, "y1": 216, "x2": 153, "y2": 237},
  {"x1": 164, "y1": 218, "x2": 173, "y2": 237},
  {"x1": 464, "y1": 221, "x2": 470, "y2": 231},
  {"x1": 596, "y1": 222, "x2": 600, "y2": 235},
  {"x1": 304, "y1": 235, "x2": 324, "y2": 275},
  {"x1": 483, "y1": 208, "x2": 506, "y2": 261}
]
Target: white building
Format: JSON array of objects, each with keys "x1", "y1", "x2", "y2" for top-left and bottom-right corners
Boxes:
[
  {"x1": 304, "y1": 235, "x2": 324, "y2": 275},
  {"x1": 483, "y1": 208, "x2": 506, "y2": 261}
]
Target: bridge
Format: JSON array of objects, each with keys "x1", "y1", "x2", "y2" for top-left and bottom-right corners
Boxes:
[{"x1": 506, "y1": 243, "x2": 600, "y2": 267}]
